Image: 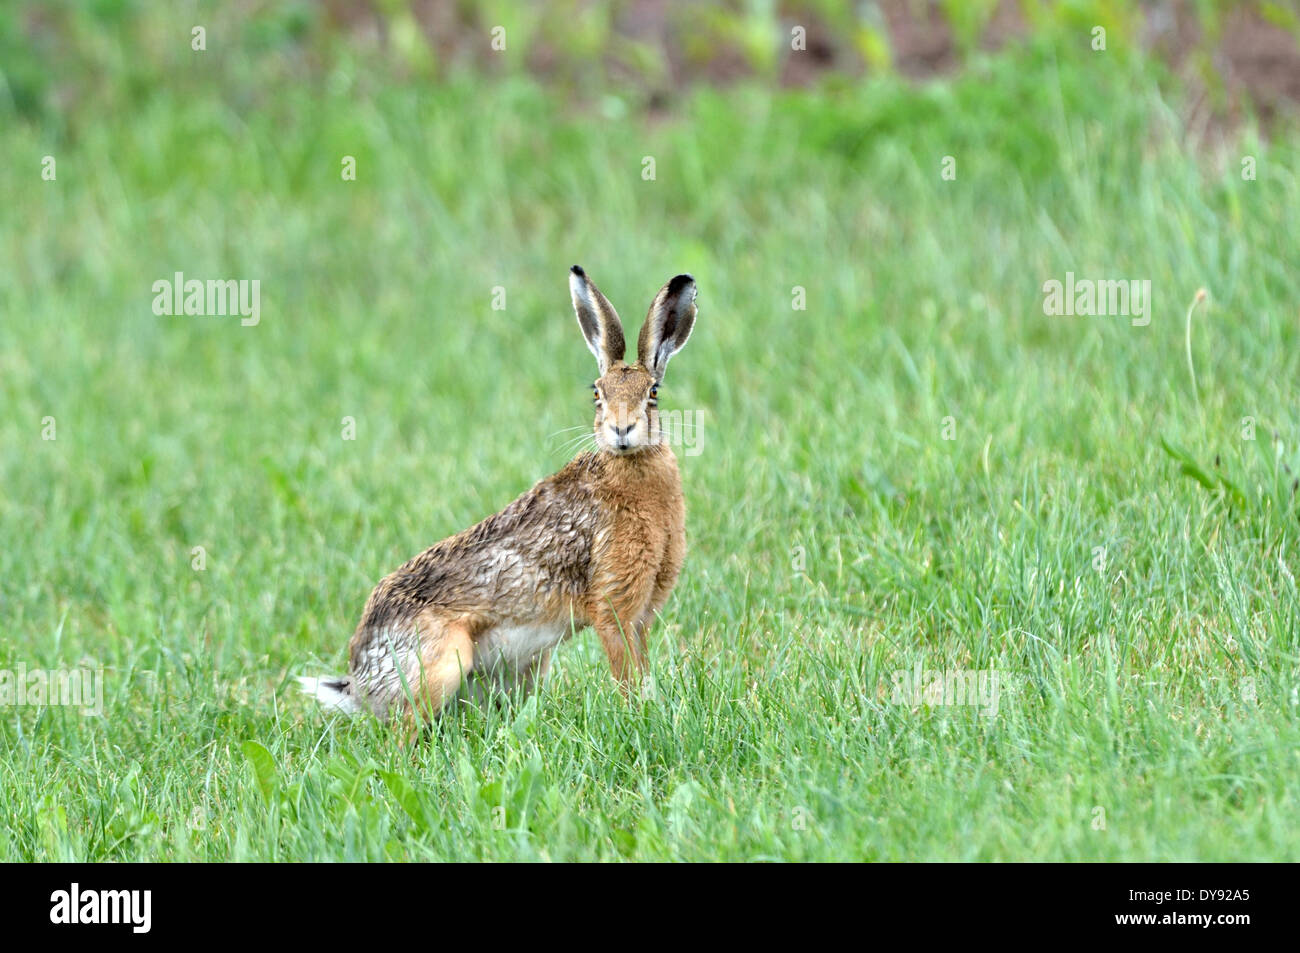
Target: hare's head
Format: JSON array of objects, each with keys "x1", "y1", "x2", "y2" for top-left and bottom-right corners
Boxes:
[{"x1": 569, "y1": 265, "x2": 696, "y2": 456}]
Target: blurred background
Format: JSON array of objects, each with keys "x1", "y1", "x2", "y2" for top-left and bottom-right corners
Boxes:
[{"x1": 5, "y1": 1, "x2": 1300, "y2": 123}]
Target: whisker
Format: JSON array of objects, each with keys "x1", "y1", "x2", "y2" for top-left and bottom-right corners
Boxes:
[
  {"x1": 549, "y1": 431, "x2": 599, "y2": 456},
  {"x1": 552, "y1": 427, "x2": 594, "y2": 443},
  {"x1": 545, "y1": 426, "x2": 592, "y2": 444},
  {"x1": 550, "y1": 438, "x2": 598, "y2": 459}
]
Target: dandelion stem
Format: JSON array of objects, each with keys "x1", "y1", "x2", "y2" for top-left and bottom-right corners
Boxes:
[{"x1": 1185, "y1": 288, "x2": 1208, "y2": 415}]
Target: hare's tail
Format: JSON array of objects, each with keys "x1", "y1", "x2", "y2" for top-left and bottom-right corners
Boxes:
[{"x1": 297, "y1": 674, "x2": 363, "y2": 714}]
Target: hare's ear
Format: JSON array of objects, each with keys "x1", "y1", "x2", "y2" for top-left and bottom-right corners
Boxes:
[
  {"x1": 570, "y1": 265, "x2": 625, "y2": 374},
  {"x1": 638, "y1": 274, "x2": 696, "y2": 381}
]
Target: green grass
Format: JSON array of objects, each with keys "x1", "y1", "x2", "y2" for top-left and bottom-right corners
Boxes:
[{"x1": 3, "y1": 32, "x2": 1300, "y2": 861}]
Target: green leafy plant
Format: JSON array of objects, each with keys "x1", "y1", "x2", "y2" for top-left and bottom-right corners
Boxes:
[{"x1": 1161, "y1": 430, "x2": 1300, "y2": 529}]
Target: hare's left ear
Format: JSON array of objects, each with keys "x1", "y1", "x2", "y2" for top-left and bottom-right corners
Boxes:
[
  {"x1": 570, "y1": 265, "x2": 626, "y2": 374},
  {"x1": 637, "y1": 274, "x2": 697, "y2": 381}
]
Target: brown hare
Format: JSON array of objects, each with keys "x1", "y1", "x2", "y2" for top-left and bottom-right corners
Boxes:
[{"x1": 300, "y1": 266, "x2": 697, "y2": 722}]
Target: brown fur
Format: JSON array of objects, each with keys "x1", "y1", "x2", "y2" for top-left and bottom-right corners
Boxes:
[{"x1": 324, "y1": 268, "x2": 697, "y2": 722}]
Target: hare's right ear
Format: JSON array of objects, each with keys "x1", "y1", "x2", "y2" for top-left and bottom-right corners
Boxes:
[
  {"x1": 637, "y1": 273, "x2": 697, "y2": 381},
  {"x1": 570, "y1": 265, "x2": 625, "y2": 374}
]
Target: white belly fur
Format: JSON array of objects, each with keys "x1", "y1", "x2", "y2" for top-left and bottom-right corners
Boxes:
[{"x1": 473, "y1": 620, "x2": 569, "y2": 675}]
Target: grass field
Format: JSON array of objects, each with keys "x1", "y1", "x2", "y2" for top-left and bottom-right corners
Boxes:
[{"x1": 3, "y1": 24, "x2": 1300, "y2": 861}]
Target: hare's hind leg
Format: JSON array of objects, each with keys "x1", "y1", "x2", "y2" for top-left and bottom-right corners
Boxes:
[{"x1": 408, "y1": 613, "x2": 474, "y2": 725}]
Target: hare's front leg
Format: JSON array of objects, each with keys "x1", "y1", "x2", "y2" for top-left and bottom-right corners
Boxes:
[
  {"x1": 591, "y1": 576, "x2": 655, "y2": 691},
  {"x1": 627, "y1": 525, "x2": 685, "y2": 675},
  {"x1": 646, "y1": 523, "x2": 685, "y2": 619},
  {"x1": 592, "y1": 614, "x2": 648, "y2": 691}
]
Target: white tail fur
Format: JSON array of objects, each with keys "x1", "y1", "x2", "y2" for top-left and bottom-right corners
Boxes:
[{"x1": 297, "y1": 675, "x2": 363, "y2": 714}]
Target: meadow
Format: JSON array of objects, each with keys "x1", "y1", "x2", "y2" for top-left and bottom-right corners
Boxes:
[{"x1": 2, "y1": 14, "x2": 1299, "y2": 860}]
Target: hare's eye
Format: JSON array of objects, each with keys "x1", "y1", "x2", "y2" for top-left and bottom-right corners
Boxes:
[
  {"x1": 648, "y1": 386, "x2": 659, "y2": 400},
  {"x1": 592, "y1": 388, "x2": 600, "y2": 402}
]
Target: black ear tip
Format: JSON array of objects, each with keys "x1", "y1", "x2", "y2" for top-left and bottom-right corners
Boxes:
[
  {"x1": 570, "y1": 264, "x2": 585, "y2": 277},
  {"x1": 667, "y1": 273, "x2": 694, "y2": 294}
]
